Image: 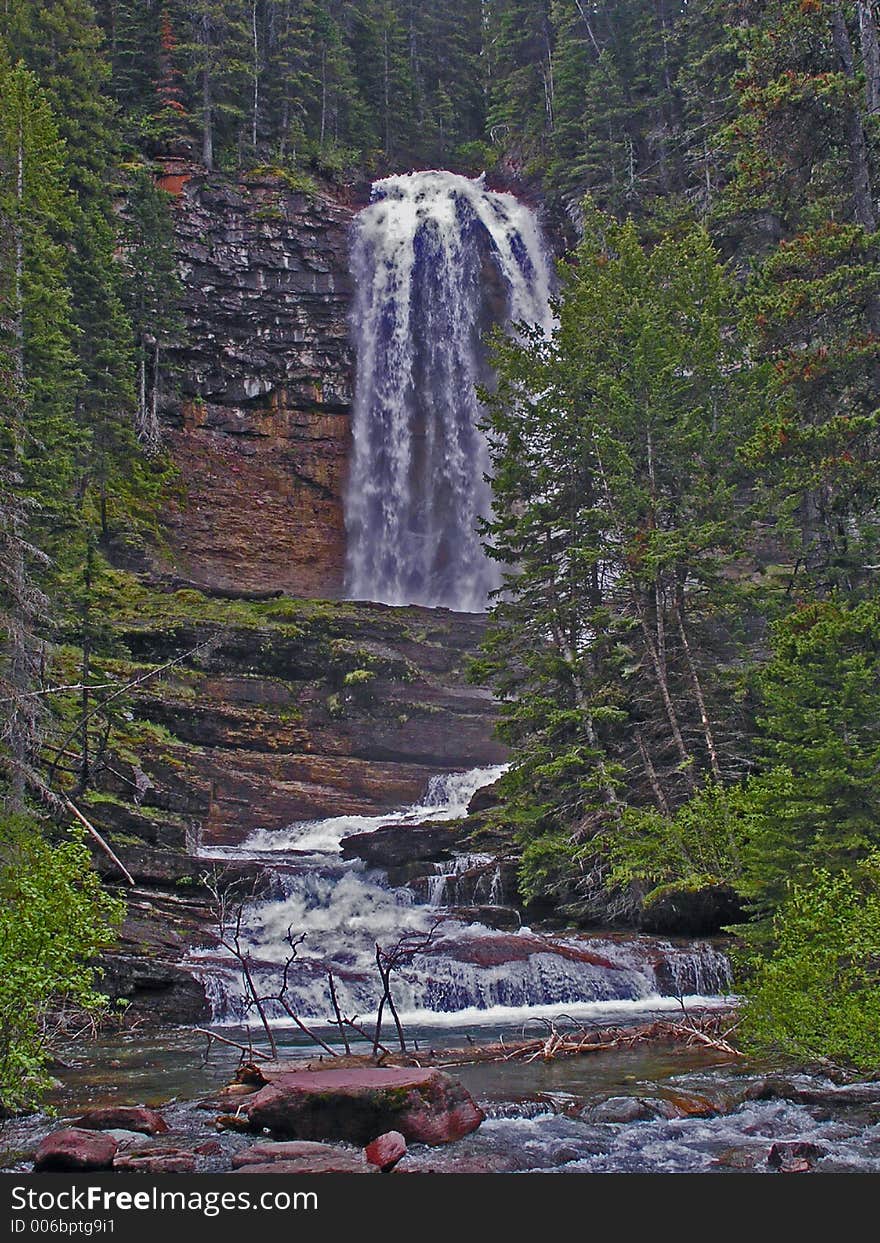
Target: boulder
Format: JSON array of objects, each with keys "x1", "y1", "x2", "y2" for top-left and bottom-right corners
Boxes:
[
  {"x1": 234, "y1": 1065, "x2": 484, "y2": 1146},
  {"x1": 767, "y1": 1141, "x2": 826, "y2": 1172},
  {"x1": 582, "y1": 1097, "x2": 656, "y2": 1124},
  {"x1": 74, "y1": 1106, "x2": 170, "y2": 1136},
  {"x1": 365, "y1": 1131, "x2": 407, "y2": 1172},
  {"x1": 34, "y1": 1129, "x2": 117, "y2": 1172},
  {"x1": 114, "y1": 1150, "x2": 197, "y2": 1174},
  {"x1": 341, "y1": 820, "x2": 467, "y2": 869},
  {"x1": 231, "y1": 1141, "x2": 356, "y2": 1169},
  {"x1": 466, "y1": 779, "x2": 503, "y2": 815},
  {"x1": 233, "y1": 1157, "x2": 375, "y2": 1174},
  {"x1": 194, "y1": 1140, "x2": 223, "y2": 1157},
  {"x1": 654, "y1": 1091, "x2": 718, "y2": 1120}
]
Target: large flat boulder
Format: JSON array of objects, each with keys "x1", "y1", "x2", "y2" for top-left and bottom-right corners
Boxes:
[
  {"x1": 232, "y1": 1142, "x2": 371, "y2": 1173},
  {"x1": 231, "y1": 1065, "x2": 483, "y2": 1146},
  {"x1": 34, "y1": 1129, "x2": 118, "y2": 1172},
  {"x1": 74, "y1": 1106, "x2": 169, "y2": 1136}
]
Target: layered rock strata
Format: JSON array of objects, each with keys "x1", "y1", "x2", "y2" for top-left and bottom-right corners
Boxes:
[{"x1": 158, "y1": 167, "x2": 355, "y2": 598}]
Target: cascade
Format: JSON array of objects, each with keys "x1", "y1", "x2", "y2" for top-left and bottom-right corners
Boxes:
[
  {"x1": 192, "y1": 767, "x2": 732, "y2": 1031},
  {"x1": 345, "y1": 170, "x2": 553, "y2": 612}
]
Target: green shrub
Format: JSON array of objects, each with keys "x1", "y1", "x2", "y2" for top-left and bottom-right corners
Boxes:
[
  {"x1": 739, "y1": 856, "x2": 880, "y2": 1071},
  {"x1": 0, "y1": 816, "x2": 124, "y2": 1112}
]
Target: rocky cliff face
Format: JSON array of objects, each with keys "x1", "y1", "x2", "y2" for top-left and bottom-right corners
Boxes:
[
  {"x1": 85, "y1": 587, "x2": 505, "y2": 1019},
  {"x1": 158, "y1": 166, "x2": 355, "y2": 598}
]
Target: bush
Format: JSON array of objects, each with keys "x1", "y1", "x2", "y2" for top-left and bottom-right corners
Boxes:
[
  {"x1": 739, "y1": 856, "x2": 880, "y2": 1071},
  {"x1": 0, "y1": 815, "x2": 124, "y2": 1112},
  {"x1": 605, "y1": 781, "x2": 748, "y2": 906}
]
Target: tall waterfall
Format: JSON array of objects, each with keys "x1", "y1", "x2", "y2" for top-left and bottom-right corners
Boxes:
[{"x1": 345, "y1": 170, "x2": 553, "y2": 612}]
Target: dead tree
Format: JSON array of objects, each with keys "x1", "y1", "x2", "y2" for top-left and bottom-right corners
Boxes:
[{"x1": 373, "y1": 920, "x2": 443, "y2": 1055}]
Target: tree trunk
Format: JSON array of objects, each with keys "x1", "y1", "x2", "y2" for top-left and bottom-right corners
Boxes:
[
  {"x1": 635, "y1": 727, "x2": 670, "y2": 814},
  {"x1": 14, "y1": 117, "x2": 25, "y2": 388},
  {"x1": 859, "y1": 0, "x2": 880, "y2": 116},
  {"x1": 674, "y1": 600, "x2": 722, "y2": 780},
  {"x1": 202, "y1": 67, "x2": 213, "y2": 170},
  {"x1": 830, "y1": 2, "x2": 877, "y2": 232},
  {"x1": 251, "y1": 0, "x2": 259, "y2": 149}
]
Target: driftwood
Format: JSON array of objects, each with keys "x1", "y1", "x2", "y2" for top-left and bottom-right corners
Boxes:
[
  {"x1": 427, "y1": 1010, "x2": 743, "y2": 1068},
  {"x1": 63, "y1": 796, "x2": 135, "y2": 885},
  {"x1": 193, "y1": 1027, "x2": 272, "y2": 1061}
]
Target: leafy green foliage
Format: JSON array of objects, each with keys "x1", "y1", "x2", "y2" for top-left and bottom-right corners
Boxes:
[
  {"x1": 0, "y1": 815, "x2": 123, "y2": 1112},
  {"x1": 605, "y1": 782, "x2": 748, "y2": 907},
  {"x1": 740, "y1": 857, "x2": 880, "y2": 1071}
]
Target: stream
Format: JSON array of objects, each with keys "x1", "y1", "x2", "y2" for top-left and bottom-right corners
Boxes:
[{"x1": 5, "y1": 768, "x2": 880, "y2": 1174}]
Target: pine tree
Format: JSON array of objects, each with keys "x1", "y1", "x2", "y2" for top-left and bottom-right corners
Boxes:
[
  {"x1": 176, "y1": 0, "x2": 252, "y2": 170},
  {"x1": 0, "y1": 58, "x2": 81, "y2": 805},
  {"x1": 485, "y1": 0, "x2": 555, "y2": 158},
  {"x1": 478, "y1": 205, "x2": 764, "y2": 911},
  {"x1": 121, "y1": 168, "x2": 184, "y2": 451},
  {"x1": 721, "y1": 0, "x2": 880, "y2": 594}
]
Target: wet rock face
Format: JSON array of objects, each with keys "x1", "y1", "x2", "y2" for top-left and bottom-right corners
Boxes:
[{"x1": 160, "y1": 168, "x2": 355, "y2": 598}]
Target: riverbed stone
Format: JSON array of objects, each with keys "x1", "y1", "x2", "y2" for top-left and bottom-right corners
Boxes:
[
  {"x1": 231, "y1": 1140, "x2": 357, "y2": 1168},
  {"x1": 233, "y1": 1156, "x2": 376, "y2": 1174},
  {"x1": 74, "y1": 1105, "x2": 170, "y2": 1135},
  {"x1": 582, "y1": 1096, "x2": 657, "y2": 1124},
  {"x1": 34, "y1": 1128, "x2": 118, "y2": 1172},
  {"x1": 767, "y1": 1141, "x2": 826, "y2": 1171},
  {"x1": 654, "y1": 1090, "x2": 718, "y2": 1119},
  {"x1": 114, "y1": 1149, "x2": 197, "y2": 1174},
  {"x1": 365, "y1": 1131, "x2": 407, "y2": 1171},
  {"x1": 233, "y1": 1065, "x2": 484, "y2": 1146}
]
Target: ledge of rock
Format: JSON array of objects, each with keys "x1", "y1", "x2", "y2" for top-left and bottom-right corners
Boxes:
[
  {"x1": 224, "y1": 1064, "x2": 484, "y2": 1146},
  {"x1": 341, "y1": 819, "x2": 469, "y2": 869}
]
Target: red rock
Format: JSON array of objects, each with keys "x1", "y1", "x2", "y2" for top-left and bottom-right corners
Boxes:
[
  {"x1": 432, "y1": 931, "x2": 620, "y2": 971},
  {"x1": 114, "y1": 1151, "x2": 197, "y2": 1174},
  {"x1": 194, "y1": 1140, "x2": 223, "y2": 1156},
  {"x1": 74, "y1": 1106, "x2": 170, "y2": 1136},
  {"x1": 232, "y1": 1154, "x2": 374, "y2": 1174},
  {"x1": 34, "y1": 1129, "x2": 117, "y2": 1172},
  {"x1": 239, "y1": 1066, "x2": 484, "y2": 1146},
  {"x1": 655, "y1": 1091, "x2": 717, "y2": 1119},
  {"x1": 365, "y1": 1131, "x2": 407, "y2": 1172},
  {"x1": 232, "y1": 1141, "x2": 353, "y2": 1168}
]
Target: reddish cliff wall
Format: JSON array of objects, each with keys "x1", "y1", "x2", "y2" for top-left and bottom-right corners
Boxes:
[{"x1": 159, "y1": 169, "x2": 355, "y2": 597}]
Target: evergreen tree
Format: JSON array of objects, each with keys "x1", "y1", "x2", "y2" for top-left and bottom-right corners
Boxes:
[
  {"x1": 120, "y1": 168, "x2": 184, "y2": 451},
  {"x1": 176, "y1": 0, "x2": 252, "y2": 169},
  {"x1": 477, "y1": 205, "x2": 763, "y2": 911},
  {"x1": 721, "y1": 0, "x2": 880, "y2": 593},
  {"x1": 0, "y1": 59, "x2": 81, "y2": 803}
]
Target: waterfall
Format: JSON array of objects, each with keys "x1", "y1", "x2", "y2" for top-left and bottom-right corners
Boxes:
[
  {"x1": 345, "y1": 170, "x2": 553, "y2": 612},
  {"x1": 190, "y1": 766, "x2": 732, "y2": 1029}
]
